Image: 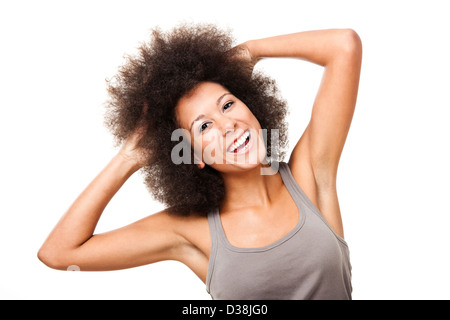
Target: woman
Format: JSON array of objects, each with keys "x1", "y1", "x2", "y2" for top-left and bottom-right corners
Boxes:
[{"x1": 38, "y1": 24, "x2": 362, "y2": 300}]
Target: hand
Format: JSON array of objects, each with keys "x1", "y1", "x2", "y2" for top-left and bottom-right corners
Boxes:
[
  {"x1": 229, "y1": 41, "x2": 261, "y2": 76},
  {"x1": 117, "y1": 103, "x2": 150, "y2": 170}
]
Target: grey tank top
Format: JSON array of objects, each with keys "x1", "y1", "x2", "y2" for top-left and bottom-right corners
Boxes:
[{"x1": 206, "y1": 161, "x2": 352, "y2": 300}]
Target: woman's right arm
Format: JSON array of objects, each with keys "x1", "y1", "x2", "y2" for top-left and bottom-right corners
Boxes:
[{"x1": 37, "y1": 114, "x2": 187, "y2": 271}]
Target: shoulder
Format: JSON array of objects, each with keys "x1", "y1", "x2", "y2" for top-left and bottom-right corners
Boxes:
[
  {"x1": 145, "y1": 207, "x2": 209, "y2": 229},
  {"x1": 152, "y1": 208, "x2": 212, "y2": 260},
  {"x1": 158, "y1": 208, "x2": 210, "y2": 236},
  {"x1": 154, "y1": 208, "x2": 211, "y2": 281}
]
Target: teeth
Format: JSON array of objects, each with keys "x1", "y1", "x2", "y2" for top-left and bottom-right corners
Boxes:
[{"x1": 229, "y1": 131, "x2": 250, "y2": 152}]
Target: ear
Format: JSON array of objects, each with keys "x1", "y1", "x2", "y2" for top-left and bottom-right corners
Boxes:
[{"x1": 197, "y1": 162, "x2": 205, "y2": 170}]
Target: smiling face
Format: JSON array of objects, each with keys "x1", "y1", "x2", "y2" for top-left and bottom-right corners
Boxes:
[{"x1": 175, "y1": 82, "x2": 267, "y2": 173}]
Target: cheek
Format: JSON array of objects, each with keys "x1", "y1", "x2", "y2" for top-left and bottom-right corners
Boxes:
[
  {"x1": 240, "y1": 107, "x2": 261, "y2": 129},
  {"x1": 192, "y1": 132, "x2": 220, "y2": 158},
  {"x1": 197, "y1": 134, "x2": 214, "y2": 149}
]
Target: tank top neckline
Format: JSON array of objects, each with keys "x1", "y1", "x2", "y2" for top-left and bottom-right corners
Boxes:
[{"x1": 211, "y1": 161, "x2": 307, "y2": 253}]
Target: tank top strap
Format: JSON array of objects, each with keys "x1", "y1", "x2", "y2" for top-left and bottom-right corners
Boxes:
[
  {"x1": 206, "y1": 208, "x2": 219, "y2": 294},
  {"x1": 278, "y1": 161, "x2": 322, "y2": 219},
  {"x1": 207, "y1": 207, "x2": 221, "y2": 244},
  {"x1": 278, "y1": 161, "x2": 348, "y2": 247}
]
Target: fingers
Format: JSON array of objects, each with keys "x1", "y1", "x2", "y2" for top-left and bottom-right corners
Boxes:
[{"x1": 229, "y1": 44, "x2": 251, "y2": 62}]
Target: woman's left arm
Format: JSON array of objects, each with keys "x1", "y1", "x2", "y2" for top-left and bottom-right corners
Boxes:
[
  {"x1": 246, "y1": 29, "x2": 362, "y2": 180},
  {"x1": 244, "y1": 29, "x2": 362, "y2": 237}
]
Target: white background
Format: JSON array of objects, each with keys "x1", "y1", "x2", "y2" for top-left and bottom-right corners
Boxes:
[{"x1": 1, "y1": 0, "x2": 449, "y2": 300}]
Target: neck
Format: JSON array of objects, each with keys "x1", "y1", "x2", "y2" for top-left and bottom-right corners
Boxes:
[{"x1": 219, "y1": 163, "x2": 281, "y2": 213}]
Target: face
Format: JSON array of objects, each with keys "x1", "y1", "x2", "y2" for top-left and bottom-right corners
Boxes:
[{"x1": 175, "y1": 82, "x2": 267, "y2": 173}]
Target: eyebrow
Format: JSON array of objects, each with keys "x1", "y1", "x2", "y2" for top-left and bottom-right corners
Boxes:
[
  {"x1": 189, "y1": 114, "x2": 205, "y2": 132},
  {"x1": 189, "y1": 92, "x2": 232, "y2": 132}
]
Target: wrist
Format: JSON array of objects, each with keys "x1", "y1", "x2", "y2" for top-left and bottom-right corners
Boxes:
[
  {"x1": 244, "y1": 40, "x2": 261, "y2": 62},
  {"x1": 114, "y1": 152, "x2": 141, "y2": 175}
]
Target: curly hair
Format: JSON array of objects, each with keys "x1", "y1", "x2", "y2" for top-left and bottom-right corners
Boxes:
[{"x1": 104, "y1": 23, "x2": 289, "y2": 216}]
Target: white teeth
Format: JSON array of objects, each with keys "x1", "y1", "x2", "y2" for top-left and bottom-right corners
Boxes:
[{"x1": 228, "y1": 131, "x2": 250, "y2": 152}]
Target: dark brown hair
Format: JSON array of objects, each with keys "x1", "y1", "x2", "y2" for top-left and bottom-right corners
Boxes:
[{"x1": 105, "y1": 23, "x2": 289, "y2": 216}]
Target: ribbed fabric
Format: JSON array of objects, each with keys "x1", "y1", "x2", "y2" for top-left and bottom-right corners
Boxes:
[{"x1": 206, "y1": 161, "x2": 352, "y2": 300}]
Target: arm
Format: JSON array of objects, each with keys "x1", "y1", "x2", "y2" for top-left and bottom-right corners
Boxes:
[
  {"x1": 245, "y1": 29, "x2": 362, "y2": 237},
  {"x1": 37, "y1": 111, "x2": 186, "y2": 271}
]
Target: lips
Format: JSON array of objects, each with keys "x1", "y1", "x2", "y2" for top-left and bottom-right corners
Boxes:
[{"x1": 227, "y1": 129, "x2": 251, "y2": 153}]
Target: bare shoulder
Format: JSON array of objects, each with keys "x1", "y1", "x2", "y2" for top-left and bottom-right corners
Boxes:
[
  {"x1": 160, "y1": 209, "x2": 211, "y2": 251},
  {"x1": 141, "y1": 208, "x2": 210, "y2": 250},
  {"x1": 153, "y1": 208, "x2": 211, "y2": 282}
]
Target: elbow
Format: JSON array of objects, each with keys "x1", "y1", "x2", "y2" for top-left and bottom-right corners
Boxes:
[
  {"x1": 339, "y1": 29, "x2": 362, "y2": 59},
  {"x1": 37, "y1": 246, "x2": 67, "y2": 271}
]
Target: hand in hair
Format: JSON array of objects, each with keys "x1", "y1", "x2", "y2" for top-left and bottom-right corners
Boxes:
[
  {"x1": 117, "y1": 102, "x2": 151, "y2": 171},
  {"x1": 228, "y1": 41, "x2": 261, "y2": 77}
]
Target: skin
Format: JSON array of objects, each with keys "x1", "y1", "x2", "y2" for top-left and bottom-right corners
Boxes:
[
  {"x1": 38, "y1": 29, "x2": 362, "y2": 285},
  {"x1": 175, "y1": 82, "x2": 270, "y2": 175}
]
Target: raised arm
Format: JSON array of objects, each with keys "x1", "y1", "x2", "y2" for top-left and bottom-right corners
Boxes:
[
  {"x1": 243, "y1": 29, "x2": 362, "y2": 237},
  {"x1": 37, "y1": 110, "x2": 186, "y2": 271}
]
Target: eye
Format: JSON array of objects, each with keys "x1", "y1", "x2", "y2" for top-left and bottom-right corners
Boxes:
[
  {"x1": 199, "y1": 122, "x2": 211, "y2": 133},
  {"x1": 223, "y1": 101, "x2": 234, "y2": 111}
]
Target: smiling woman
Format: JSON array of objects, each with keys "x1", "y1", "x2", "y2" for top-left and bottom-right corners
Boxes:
[
  {"x1": 102, "y1": 23, "x2": 289, "y2": 216},
  {"x1": 38, "y1": 23, "x2": 361, "y2": 300},
  {"x1": 175, "y1": 82, "x2": 269, "y2": 170}
]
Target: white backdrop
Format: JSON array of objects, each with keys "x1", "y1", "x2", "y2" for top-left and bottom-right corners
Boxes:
[{"x1": 1, "y1": 0, "x2": 449, "y2": 300}]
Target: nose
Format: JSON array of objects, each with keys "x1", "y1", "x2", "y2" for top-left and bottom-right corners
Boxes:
[{"x1": 222, "y1": 117, "x2": 237, "y2": 136}]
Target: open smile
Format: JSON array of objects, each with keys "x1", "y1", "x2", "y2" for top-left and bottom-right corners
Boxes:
[{"x1": 226, "y1": 129, "x2": 253, "y2": 155}]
